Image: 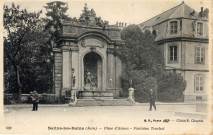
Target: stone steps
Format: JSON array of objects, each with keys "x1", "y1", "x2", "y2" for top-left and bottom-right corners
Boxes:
[
  {"x1": 78, "y1": 90, "x2": 114, "y2": 99},
  {"x1": 74, "y1": 98, "x2": 135, "y2": 107}
]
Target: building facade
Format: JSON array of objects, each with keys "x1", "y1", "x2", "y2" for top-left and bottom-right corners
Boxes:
[{"x1": 139, "y1": 2, "x2": 209, "y2": 101}]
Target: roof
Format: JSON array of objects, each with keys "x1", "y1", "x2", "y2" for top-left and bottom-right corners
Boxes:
[{"x1": 139, "y1": 2, "x2": 208, "y2": 28}]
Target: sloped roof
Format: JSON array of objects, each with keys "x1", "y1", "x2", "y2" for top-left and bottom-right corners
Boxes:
[{"x1": 139, "y1": 2, "x2": 208, "y2": 28}]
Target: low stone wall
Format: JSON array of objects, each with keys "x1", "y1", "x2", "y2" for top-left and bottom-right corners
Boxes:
[
  {"x1": 20, "y1": 94, "x2": 31, "y2": 103},
  {"x1": 40, "y1": 94, "x2": 57, "y2": 104},
  {"x1": 4, "y1": 94, "x2": 57, "y2": 104},
  {"x1": 4, "y1": 94, "x2": 14, "y2": 104}
]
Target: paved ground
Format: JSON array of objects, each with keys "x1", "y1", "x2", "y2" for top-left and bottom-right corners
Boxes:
[{"x1": 1, "y1": 104, "x2": 210, "y2": 134}]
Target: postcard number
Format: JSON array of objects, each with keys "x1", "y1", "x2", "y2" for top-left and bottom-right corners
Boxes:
[{"x1": 6, "y1": 126, "x2": 12, "y2": 130}]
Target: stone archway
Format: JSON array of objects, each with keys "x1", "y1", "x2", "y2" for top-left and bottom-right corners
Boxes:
[{"x1": 83, "y1": 52, "x2": 103, "y2": 91}]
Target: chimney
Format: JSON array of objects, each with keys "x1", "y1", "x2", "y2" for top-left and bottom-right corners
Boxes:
[
  {"x1": 204, "y1": 8, "x2": 209, "y2": 18},
  {"x1": 199, "y1": 7, "x2": 204, "y2": 17}
]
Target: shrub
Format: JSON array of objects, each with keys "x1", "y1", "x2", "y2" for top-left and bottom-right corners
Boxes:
[
  {"x1": 118, "y1": 24, "x2": 187, "y2": 103},
  {"x1": 157, "y1": 72, "x2": 187, "y2": 102},
  {"x1": 39, "y1": 93, "x2": 57, "y2": 104},
  {"x1": 120, "y1": 70, "x2": 157, "y2": 103},
  {"x1": 4, "y1": 94, "x2": 14, "y2": 104}
]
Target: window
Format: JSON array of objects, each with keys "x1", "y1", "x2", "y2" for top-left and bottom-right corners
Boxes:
[
  {"x1": 197, "y1": 22, "x2": 203, "y2": 36},
  {"x1": 169, "y1": 46, "x2": 178, "y2": 62},
  {"x1": 195, "y1": 46, "x2": 205, "y2": 64},
  {"x1": 194, "y1": 74, "x2": 204, "y2": 92},
  {"x1": 170, "y1": 21, "x2": 178, "y2": 34}
]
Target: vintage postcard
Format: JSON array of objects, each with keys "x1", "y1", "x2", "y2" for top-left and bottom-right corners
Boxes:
[{"x1": 0, "y1": 0, "x2": 212, "y2": 134}]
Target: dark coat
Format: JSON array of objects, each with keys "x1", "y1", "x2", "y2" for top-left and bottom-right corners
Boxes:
[
  {"x1": 32, "y1": 92, "x2": 39, "y2": 103},
  {"x1": 149, "y1": 92, "x2": 156, "y2": 102}
]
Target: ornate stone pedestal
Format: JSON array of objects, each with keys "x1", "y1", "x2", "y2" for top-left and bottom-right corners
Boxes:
[
  {"x1": 78, "y1": 91, "x2": 113, "y2": 99},
  {"x1": 128, "y1": 87, "x2": 136, "y2": 103}
]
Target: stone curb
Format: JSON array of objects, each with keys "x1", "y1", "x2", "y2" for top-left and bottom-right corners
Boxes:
[
  {"x1": 4, "y1": 102, "x2": 197, "y2": 108},
  {"x1": 175, "y1": 111, "x2": 207, "y2": 118},
  {"x1": 4, "y1": 104, "x2": 69, "y2": 108}
]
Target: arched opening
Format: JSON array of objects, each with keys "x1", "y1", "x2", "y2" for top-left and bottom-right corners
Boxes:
[{"x1": 83, "y1": 52, "x2": 103, "y2": 90}]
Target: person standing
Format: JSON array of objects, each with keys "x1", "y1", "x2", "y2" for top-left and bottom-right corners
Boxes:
[
  {"x1": 149, "y1": 89, "x2": 156, "y2": 111},
  {"x1": 32, "y1": 90, "x2": 39, "y2": 111}
]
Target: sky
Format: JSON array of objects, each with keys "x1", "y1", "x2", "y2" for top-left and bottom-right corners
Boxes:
[{"x1": 3, "y1": 0, "x2": 211, "y2": 25}]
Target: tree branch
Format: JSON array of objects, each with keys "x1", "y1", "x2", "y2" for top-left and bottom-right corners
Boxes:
[
  {"x1": 4, "y1": 47, "x2": 17, "y2": 68},
  {"x1": 14, "y1": 29, "x2": 28, "y2": 57},
  {"x1": 5, "y1": 26, "x2": 14, "y2": 47}
]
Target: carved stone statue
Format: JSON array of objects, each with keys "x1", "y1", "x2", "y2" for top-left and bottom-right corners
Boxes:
[
  {"x1": 78, "y1": 3, "x2": 109, "y2": 28},
  {"x1": 84, "y1": 71, "x2": 94, "y2": 90},
  {"x1": 85, "y1": 71, "x2": 93, "y2": 84},
  {"x1": 73, "y1": 76, "x2": 76, "y2": 87}
]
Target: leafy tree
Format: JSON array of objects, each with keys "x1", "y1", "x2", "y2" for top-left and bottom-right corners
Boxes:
[
  {"x1": 4, "y1": 3, "x2": 53, "y2": 102},
  {"x1": 18, "y1": 24, "x2": 53, "y2": 94},
  {"x1": 117, "y1": 25, "x2": 163, "y2": 75},
  {"x1": 118, "y1": 25, "x2": 161, "y2": 102},
  {"x1": 4, "y1": 3, "x2": 43, "y2": 102},
  {"x1": 43, "y1": 1, "x2": 72, "y2": 103},
  {"x1": 118, "y1": 24, "x2": 186, "y2": 102},
  {"x1": 44, "y1": 1, "x2": 72, "y2": 47}
]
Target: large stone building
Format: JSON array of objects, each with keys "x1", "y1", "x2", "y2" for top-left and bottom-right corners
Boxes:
[
  {"x1": 53, "y1": 4, "x2": 124, "y2": 100},
  {"x1": 139, "y1": 2, "x2": 209, "y2": 101}
]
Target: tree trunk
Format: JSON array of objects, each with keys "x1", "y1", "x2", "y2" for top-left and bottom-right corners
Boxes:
[{"x1": 15, "y1": 66, "x2": 22, "y2": 103}]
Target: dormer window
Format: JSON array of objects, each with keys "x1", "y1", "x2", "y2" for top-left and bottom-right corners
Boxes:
[
  {"x1": 170, "y1": 21, "x2": 178, "y2": 34},
  {"x1": 197, "y1": 22, "x2": 203, "y2": 36},
  {"x1": 167, "y1": 20, "x2": 180, "y2": 36}
]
